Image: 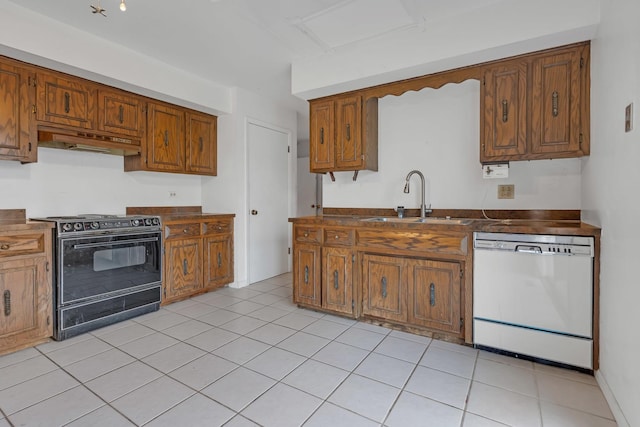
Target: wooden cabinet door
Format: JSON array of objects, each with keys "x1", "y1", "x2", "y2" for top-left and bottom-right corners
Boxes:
[
  {"x1": 293, "y1": 243, "x2": 321, "y2": 308},
  {"x1": 408, "y1": 259, "x2": 461, "y2": 334},
  {"x1": 97, "y1": 90, "x2": 145, "y2": 139},
  {"x1": 335, "y1": 95, "x2": 362, "y2": 169},
  {"x1": 309, "y1": 100, "x2": 335, "y2": 172},
  {"x1": 36, "y1": 72, "x2": 96, "y2": 129},
  {"x1": 0, "y1": 257, "x2": 52, "y2": 351},
  {"x1": 203, "y1": 234, "x2": 233, "y2": 289},
  {"x1": 164, "y1": 238, "x2": 202, "y2": 302},
  {"x1": 186, "y1": 112, "x2": 217, "y2": 175},
  {"x1": 0, "y1": 61, "x2": 35, "y2": 162},
  {"x1": 147, "y1": 103, "x2": 184, "y2": 172},
  {"x1": 531, "y1": 49, "x2": 582, "y2": 156},
  {"x1": 361, "y1": 254, "x2": 406, "y2": 322},
  {"x1": 481, "y1": 62, "x2": 527, "y2": 162},
  {"x1": 322, "y1": 247, "x2": 353, "y2": 315}
]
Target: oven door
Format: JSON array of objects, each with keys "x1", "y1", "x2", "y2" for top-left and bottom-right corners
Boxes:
[{"x1": 58, "y1": 231, "x2": 161, "y2": 306}]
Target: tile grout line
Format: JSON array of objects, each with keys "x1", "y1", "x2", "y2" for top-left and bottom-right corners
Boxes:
[
  {"x1": 379, "y1": 334, "x2": 435, "y2": 426},
  {"x1": 33, "y1": 345, "x2": 140, "y2": 427}
]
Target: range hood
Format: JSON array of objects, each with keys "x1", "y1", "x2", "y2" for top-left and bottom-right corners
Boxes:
[{"x1": 38, "y1": 128, "x2": 142, "y2": 156}]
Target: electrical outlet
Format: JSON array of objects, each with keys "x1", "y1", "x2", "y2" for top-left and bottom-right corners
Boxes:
[
  {"x1": 498, "y1": 184, "x2": 515, "y2": 199},
  {"x1": 625, "y1": 103, "x2": 633, "y2": 132}
]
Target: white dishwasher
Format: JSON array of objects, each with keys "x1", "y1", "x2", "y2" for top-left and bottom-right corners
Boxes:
[{"x1": 473, "y1": 232, "x2": 594, "y2": 369}]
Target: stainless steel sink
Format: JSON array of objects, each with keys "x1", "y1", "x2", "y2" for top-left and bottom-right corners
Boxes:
[
  {"x1": 361, "y1": 217, "x2": 413, "y2": 223},
  {"x1": 361, "y1": 217, "x2": 473, "y2": 225},
  {"x1": 413, "y1": 217, "x2": 473, "y2": 225}
]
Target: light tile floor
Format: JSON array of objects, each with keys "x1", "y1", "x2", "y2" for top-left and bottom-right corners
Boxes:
[{"x1": 0, "y1": 273, "x2": 617, "y2": 427}]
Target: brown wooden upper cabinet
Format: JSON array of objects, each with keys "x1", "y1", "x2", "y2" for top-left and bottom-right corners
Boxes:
[
  {"x1": 309, "y1": 94, "x2": 378, "y2": 174},
  {"x1": 0, "y1": 59, "x2": 36, "y2": 163},
  {"x1": 36, "y1": 71, "x2": 96, "y2": 130},
  {"x1": 146, "y1": 102, "x2": 185, "y2": 172},
  {"x1": 125, "y1": 103, "x2": 218, "y2": 176},
  {"x1": 481, "y1": 42, "x2": 590, "y2": 163},
  {"x1": 186, "y1": 112, "x2": 217, "y2": 175},
  {"x1": 97, "y1": 89, "x2": 145, "y2": 139}
]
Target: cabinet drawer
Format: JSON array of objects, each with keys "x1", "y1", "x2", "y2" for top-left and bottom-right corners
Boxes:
[
  {"x1": 357, "y1": 229, "x2": 468, "y2": 256},
  {"x1": 164, "y1": 222, "x2": 201, "y2": 240},
  {"x1": 295, "y1": 227, "x2": 321, "y2": 244},
  {"x1": 0, "y1": 233, "x2": 46, "y2": 258},
  {"x1": 203, "y1": 219, "x2": 232, "y2": 235},
  {"x1": 323, "y1": 228, "x2": 354, "y2": 246}
]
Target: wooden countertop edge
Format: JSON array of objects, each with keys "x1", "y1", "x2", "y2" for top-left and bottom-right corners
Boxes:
[
  {"x1": 0, "y1": 220, "x2": 55, "y2": 231},
  {"x1": 289, "y1": 215, "x2": 601, "y2": 237}
]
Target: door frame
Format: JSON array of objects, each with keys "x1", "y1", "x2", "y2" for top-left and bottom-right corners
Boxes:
[{"x1": 244, "y1": 117, "x2": 294, "y2": 283}]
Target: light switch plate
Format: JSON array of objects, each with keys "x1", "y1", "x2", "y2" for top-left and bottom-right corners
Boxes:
[{"x1": 625, "y1": 103, "x2": 633, "y2": 132}]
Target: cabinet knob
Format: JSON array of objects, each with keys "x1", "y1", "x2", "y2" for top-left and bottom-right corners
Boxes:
[
  {"x1": 304, "y1": 232, "x2": 309, "y2": 237},
  {"x1": 0, "y1": 244, "x2": 9, "y2": 250},
  {"x1": 183, "y1": 229, "x2": 189, "y2": 233},
  {"x1": 251, "y1": 210, "x2": 258, "y2": 215},
  {"x1": 335, "y1": 235, "x2": 339, "y2": 240}
]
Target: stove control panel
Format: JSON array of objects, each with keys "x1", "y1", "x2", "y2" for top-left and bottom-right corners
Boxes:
[{"x1": 53, "y1": 216, "x2": 161, "y2": 234}]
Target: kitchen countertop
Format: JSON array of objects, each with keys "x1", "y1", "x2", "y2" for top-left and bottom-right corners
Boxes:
[
  {"x1": 0, "y1": 209, "x2": 54, "y2": 232},
  {"x1": 0, "y1": 220, "x2": 55, "y2": 232},
  {"x1": 289, "y1": 215, "x2": 601, "y2": 237}
]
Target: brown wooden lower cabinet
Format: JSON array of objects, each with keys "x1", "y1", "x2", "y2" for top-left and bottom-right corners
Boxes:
[
  {"x1": 165, "y1": 237, "x2": 203, "y2": 302},
  {"x1": 293, "y1": 242, "x2": 321, "y2": 308},
  {"x1": 407, "y1": 258, "x2": 462, "y2": 334},
  {"x1": 322, "y1": 247, "x2": 354, "y2": 315},
  {"x1": 361, "y1": 254, "x2": 407, "y2": 322},
  {"x1": 162, "y1": 216, "x2": 233, "y2": 305},
  {"x1": 0, "y1": 226, "x2": 53, "y2": 355},
  {"x1": 291, "y1": 222, "x2": 467, "y2": 339}
]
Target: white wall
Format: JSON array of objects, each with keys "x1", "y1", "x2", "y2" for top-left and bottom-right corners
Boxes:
[
  {"x1": 0, "y1": 149, "x2": 201, "y2": 216},
  {"x1": 582, "y1": 1, "x2": 640, "y2": 425},
  {"x1": 0, "y1": 0, "x2": 231, "y2": 115},
  {"x1": 202, "y1": 88, "x2": 297, "y2": 287},
  {"x1": 292, "y1": 0, "x2": 600, "y2": 99},
  {"x1": 324, "y1": 80, "x2": 582, "y2": 211}
]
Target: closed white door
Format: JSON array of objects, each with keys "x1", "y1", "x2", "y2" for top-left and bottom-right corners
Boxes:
[{"x1": 248, "y1": 122, "x2": 290, "y2": 283}]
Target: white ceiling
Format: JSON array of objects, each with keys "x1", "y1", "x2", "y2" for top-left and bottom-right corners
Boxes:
[{"x1": 5, "y1": 0, "x2": 512, "y2": 130}]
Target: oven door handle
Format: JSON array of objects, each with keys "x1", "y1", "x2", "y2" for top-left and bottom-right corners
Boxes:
[{"x1": 72, "y1": 237, "x2": 159, "y2": 249}]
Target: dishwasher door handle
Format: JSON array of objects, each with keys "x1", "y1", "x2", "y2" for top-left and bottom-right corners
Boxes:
[{"x1": 515, "y1": 245, "x2": 543, "y2": 254}]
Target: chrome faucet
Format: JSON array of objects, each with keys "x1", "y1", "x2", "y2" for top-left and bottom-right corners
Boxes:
[{"x1": 404, "y1": 170, "x2": 431, "y2": 218}]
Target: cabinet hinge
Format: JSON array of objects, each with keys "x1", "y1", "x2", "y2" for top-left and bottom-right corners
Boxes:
[
  {"x1": 352, "y1": 300, "x2": 355, "y2": 309},
  {"x1": 460, "y1": 318, "x2": 464, "y2": 327},
  {"x1": 580, "y1": 57, "x2": 584, "y2": 68},
  {"x1": 28, "y1": 142, "x2": 32, "y2": 152},
  {"x1": 352, "y1": 254, "x2": 355, "y2": 263},
  {"x1": 47, "y1": 316, "x2": 51, "y2": 326},
  {"x1": 32, "y1": 105, "x2": 37, "y2": 114},
  {"x1": 28, "y1": 76, "x2": 36, "y2": 87},
  {"x1": 579, "y1": 133, "x2": 583, "y2": 145},
  {"x1": 460, "y1": 269, "x2": 464, "y2": 278},
  {"x1": 163, "y1": 287, "x2": 166, "y2": 298}
]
